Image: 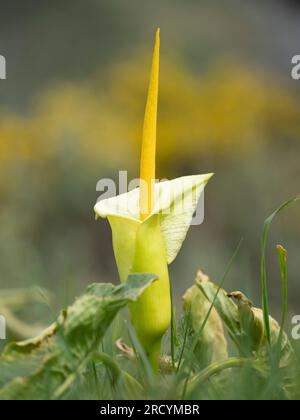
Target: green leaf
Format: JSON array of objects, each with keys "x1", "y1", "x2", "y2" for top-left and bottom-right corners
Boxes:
[
  {"x1": 0, "y1": 273, "x2": 156, "y2": 400},
  {"x1": 195, "y1": 270, "x2": 241, "y2": 338},
  {"x1": 197, "y1": 271, "x2": 294, "y2": 366},
  {"x1": 0, "y1": 356, "x2": 42, "y2": 388},
  {"x1": 183, "y1": 284, "x2": 228, "y2": 367}
]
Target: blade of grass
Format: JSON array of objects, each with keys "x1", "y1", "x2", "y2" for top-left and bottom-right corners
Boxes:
[
  {"x1": 93, "y1": 351, "x2": 121, "y2": 385},
  {"x1": 176, "y1": 306, "x2": 192, "y2": 372},
  {"x1": 91, "y1": 360, "x2": 101, "y2": 400},
  {"x1": 100, "y1": 340, "x2": 113, "y2": 392},
  {"x1": 170, "y1": 284, "x2": 179, "y2": 369},
  {"x1": 261, "y1": 196, "x2": 300, "y2": 345},
  {"x1": 276, "y1": 244, "x2": 288, "y2": 347},
  {"x1": 127, "y1": 322, "x2": 155, "y2": 387}
]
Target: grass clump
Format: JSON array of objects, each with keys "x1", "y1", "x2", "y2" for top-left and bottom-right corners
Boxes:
[{"x1": 0, "y1": 198, "x2": 299, "y2": 400}]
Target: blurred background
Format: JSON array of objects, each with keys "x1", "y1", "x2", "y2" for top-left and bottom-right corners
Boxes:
[{"x1": 0, "y1": 0, "x2": 299, "y2": 341}]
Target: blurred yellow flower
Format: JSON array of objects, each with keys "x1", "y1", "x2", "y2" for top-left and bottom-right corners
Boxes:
[{"x1": 0, "y1": 54, "x2": 299, "y2": 186}]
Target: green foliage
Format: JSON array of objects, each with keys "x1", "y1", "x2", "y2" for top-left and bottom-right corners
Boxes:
[
  {"x1": 183, "y1": 282, "x2": 228, "y2": 367},
  {"x1": 0, "y1": 198, "x2": 300, "y2": 400},
  {"x1": 261, "y1": 196, "x2": 300, "y2": 344},
  {"x1": 0, "y1": 274, "x2": 156, "y2": 400}
]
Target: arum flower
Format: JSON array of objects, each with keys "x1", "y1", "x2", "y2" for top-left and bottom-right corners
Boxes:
[{"x1": 95, "y1": 29, "x2": 213, "y2": 369}]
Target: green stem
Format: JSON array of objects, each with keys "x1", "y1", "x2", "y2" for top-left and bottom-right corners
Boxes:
[
  {"x1": 148, "y1": 339, "x2": 162, "y2": 373},
  {"x1": 93, "y1": 351, "x2": 121, "y2": 385},
  {"x1": 94, "y1": 352, "x2": 144, "y2": 396},
  {"x1": 187, "y1": 358, "x2": 248, "y2": 395}
]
